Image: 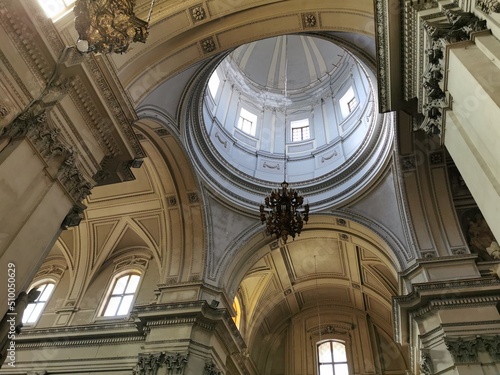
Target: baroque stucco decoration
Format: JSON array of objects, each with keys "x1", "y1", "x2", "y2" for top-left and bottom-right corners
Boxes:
[
  {"x1": 445, "y1": 337, "x2": 478, "y2": 364},
  {"x1": 418, "y1": 9, "x2": 486, "y2": 134},
  {"x1": 132, "y1": 352, "x2": 188, "y2": 375}
]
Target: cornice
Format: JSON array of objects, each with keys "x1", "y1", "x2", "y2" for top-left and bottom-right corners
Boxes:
[
  {"x1": 0, "y1": 1, "x2": 52, "y2": 86},
  {"x1": 16, "y1": 335, "x2": 145, "y2": 348},
  {"x1": 394, "y1": 277, "x2": 500, "y2": 307}
]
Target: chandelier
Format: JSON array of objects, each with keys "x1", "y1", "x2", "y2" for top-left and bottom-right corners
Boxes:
[
  {"x1": 259, "y1": 36, "x2": 309, "y2": 244},
  {"x1": 74, "y1": 0, "x2": 155, "y2": 54},
  {"x1": 260, "y1": 181, "x2": 309, "y2": 243}
]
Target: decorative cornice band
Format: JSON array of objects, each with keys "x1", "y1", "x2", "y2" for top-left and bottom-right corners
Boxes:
[{"x1": 16, "y1": 335, "x2": 145, "y2": 348}]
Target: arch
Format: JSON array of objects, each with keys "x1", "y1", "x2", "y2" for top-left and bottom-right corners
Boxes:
[
  {"x1": 133, "y1": 117, "x2": 206, "y2": 283},
  {"x1": 113, "y1": 1, "x2": 376, "y2": 105},
  {"x1": 220, "y1": 214, "x2": 407, "y2": 296}
]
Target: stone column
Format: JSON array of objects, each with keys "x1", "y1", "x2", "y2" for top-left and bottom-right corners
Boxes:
[{"x1": 0, "y1": 110, "x2": 92, "y2": 319}]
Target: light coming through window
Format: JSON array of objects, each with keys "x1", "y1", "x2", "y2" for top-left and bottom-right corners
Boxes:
[
  {"x1": 237, "y1": 108, "x2": 257, "y2": 136},
  {"x1": 22, "y1": 283, "x2": 55, "y2": 324},
  {"x1": 103, "y1": 274, "x2": 140, "y2": 317},
  {"x1": 291, "y1": 119, "x2": 310, "y2": 142},
  {"x1": 318, "y1": 340, "x2": 349, "y2": 375}
]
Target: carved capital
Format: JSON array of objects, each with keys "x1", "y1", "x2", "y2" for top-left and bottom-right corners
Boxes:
[
  {"x1": 483, "y1": 335, "x2": 500, "y2": 361},
  {"x1": 445, "y1": 337, "x2": 478, "y2": 364},
  {"x1": 420, "y1": 349, "x2": 433, "y2": 374},
  {"x1": 132, "y1": 352, "x2": 188, "y2": 375},
  {"x1": 204, "y1": 360, "x2": 222, "y2": 375}
]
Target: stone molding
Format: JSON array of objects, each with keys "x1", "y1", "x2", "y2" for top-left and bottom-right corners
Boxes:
[
  {"x1": 374, "y1": 0, "x2": 390, "y2": 112},
  {"x1": 16, "y1": 335, "x2": 145, "y2": 348},
  {"x1": 393, "y1": 276, "x2": 500, "y2": 342}
]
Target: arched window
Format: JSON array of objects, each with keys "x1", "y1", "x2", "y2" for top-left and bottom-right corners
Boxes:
[
  {"x1": 22, "y1": 282, "x2": 55, "y2": 324},
  {"x1": 317, "y1": 340, "x2": 349, "y2": 375},
  {"x1": 102, "y1": 273, "x2": 141, "y2": 317}
]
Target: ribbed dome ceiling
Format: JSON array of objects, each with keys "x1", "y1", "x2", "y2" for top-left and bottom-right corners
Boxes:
[
  {"x1": 230, "y1": 35, "x2": 345, "y2": 93},
  {"x1": 182, "y1": 33, "x2": 393, "y2": 212}
]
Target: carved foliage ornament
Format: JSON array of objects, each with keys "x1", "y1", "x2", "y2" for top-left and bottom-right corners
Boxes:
[
  {"x1": 418, "y1": 9, "x2": 487, "y2": 135},
  {"x1": 477, "y1": 0, "x2": 500, "y2": 14},
  {"x1": 420, "y1": 349, "x2": 433, "y2": 375},
  {"x1": 1, "y1": 111, "x2": 94, "y2": 203},
  {"x1": 133, "y1": 352, "x2": 188, "y2": 375},
  {"x1": 204, "y1": 360, "x2": 222, "y2": 375},
  {"x1": 445, "y1": 337, "x2": 478, "y2": 363},
  {"x1": 483, "y1": 335, "x2": 500, "y2": 361}
]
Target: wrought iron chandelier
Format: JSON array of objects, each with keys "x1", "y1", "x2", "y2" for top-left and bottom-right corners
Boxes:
[
  {"x1": 259, "y1": 36, "x2": 309, "y2": 243},
  {"x1": 74, "y1": 0, "x2": 155, "y2": 54}
]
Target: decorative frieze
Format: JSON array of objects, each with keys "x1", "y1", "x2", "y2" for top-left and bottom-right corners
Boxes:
[{"x1": 133, "y1": 352, "x2": 188, "y2": 375}]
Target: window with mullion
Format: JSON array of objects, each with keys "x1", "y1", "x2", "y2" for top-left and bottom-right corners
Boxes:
[
  {"x1": 318, "y1": 340, "x2": 349, "y2": 375},
  {"x1": 103, "y1": 274, "x2": 140, "y2": 317},
  {"x1": 22, "y1": 282, "x2": 55, "y2": 324},
  {"x1": 291, "y1": 119, "x2": 310, "y2": 142}
]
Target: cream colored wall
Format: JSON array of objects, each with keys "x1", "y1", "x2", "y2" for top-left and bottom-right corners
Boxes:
[{"x1": 445, "y1": 34, "x2": 500, "y2": 244}]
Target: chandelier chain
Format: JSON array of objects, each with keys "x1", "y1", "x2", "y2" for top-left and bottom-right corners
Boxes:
[
  {"x1": 315, "y1": 255, "x2": 322, "y2": 343},
  {"x1": 258, "y1": 35, "x2": 309, "y2": 244}
]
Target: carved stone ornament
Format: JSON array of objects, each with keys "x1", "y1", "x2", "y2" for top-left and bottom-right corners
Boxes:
[
  {"x1": 191, "y1": 5, "x2": 207, "y2": 21},
  {"x1": 201, "y1": 37, "x2": 216, "y2": 53},
  {"x1": 303, "y1": 13, "x2": 317, "y2": 28},
  {"x1": 445, "y1": 337, "x2": 478, "y2": 364},
  {"x1": 204, "y1": 360, "x2": 222, "y2": 375},
  {"x1": 57, "y1": 150, "x2": 94, "y2": 203},
  {"x1": 477, "y1": 0, "x2": 500, "y2": 14},
  {"x1": 1, "y1": 110, "x2": 94, "y2": 203},
  {"x1": 418, "y1": 9, "x2": 487, "y2": 134},
  {"x1": 132, "y1": 352, "x2": 188, "y2": 375},
  {"x1": 420, "y1": 349, "x2": 433, "y2": 375},
  {"x1": 483, "y1": 335, "x2": 500, "y2": 361}
]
